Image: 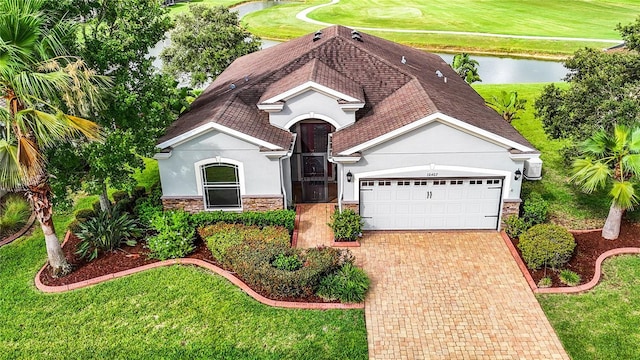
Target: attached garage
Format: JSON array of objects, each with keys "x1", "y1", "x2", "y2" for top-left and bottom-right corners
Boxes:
[{"x1": 359, "y1": 178, "x2": 503, "y2": 230}]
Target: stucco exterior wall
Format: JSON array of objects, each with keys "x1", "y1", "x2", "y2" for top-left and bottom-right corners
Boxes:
[
  {"x1": 157, "y1": 130, "x2": 282, "y2": 201},
  {"x1": 341, "y1": 121, "x2": 525, "y2": 202},
  {"x1": 268, "y1": 91, "x2": 355, "y2": 130}
]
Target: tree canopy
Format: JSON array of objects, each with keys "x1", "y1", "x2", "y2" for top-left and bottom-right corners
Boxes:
[
  {"x1": 44, "y1": 0, "x2": 181, "y2": 209},
  {"x1": 535, "y1": 18, "x2": 640, "y2": 141},
  {"x1": 451, "y1": 53, "x2": 481, "y2": 84},
  {"x1": 161, "y1": 5, "x2": 261, "y2": 88}
]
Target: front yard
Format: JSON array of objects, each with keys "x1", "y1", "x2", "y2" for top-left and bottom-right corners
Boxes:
[{"x1": 0, "y1": 165, "x2": 368, "y2": 360}]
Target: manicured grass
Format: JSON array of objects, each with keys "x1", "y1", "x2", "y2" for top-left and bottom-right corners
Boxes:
[
  {"x1": 0, "y1": 161, "x2": 367, "y2": 359},
  {"x1": 473, "y1": 83, "x2": 624, "y2": 228},
  {"x1": 244, "y1": 0, "x2": 632, "y2": 57},
  {"x1": 538, "y1": 255, "x2": 640, "y2": 360}
]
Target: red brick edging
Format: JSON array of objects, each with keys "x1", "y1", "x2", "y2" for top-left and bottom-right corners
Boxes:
[
  {"x1": 501, "y1": 231, "x2": 640, "y2": 294},
  {"x1": 34, "y1": 232, "x2": 363, "y2": 310},
  {"x1": 331, "y1": 241, "x2": 361, "y2": 247}
]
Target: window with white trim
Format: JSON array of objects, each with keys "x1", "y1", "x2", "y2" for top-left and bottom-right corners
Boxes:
[{"x1": 201, "y1": 163, "x2": 241, "y2": 209}]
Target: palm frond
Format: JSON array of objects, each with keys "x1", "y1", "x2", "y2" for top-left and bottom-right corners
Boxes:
[
  {"x1": 610, "y1": 180, "x2": 638, "y2": 210},
  {"x1": 16, "y1": 135, "x2": 44, "y2": 182},
  {"x1": 613, "y1": 124, "x2": 630, "y2": 154},
  {"x1": 580, "y1": 130, "x2": 609, "y2": 156},
  {"x1": 629, "y1": 127, "x2": 640, "y2": 152},
  {"x1": 64, "y1": 114, "x2": 102, "y2": 141},
  {"x1": 570, "y1": 158, "x2": 610, "y2": 193},
  {"x1": 0, "y1": 139, "x2": 25, "y2": 190},
  {"x1": 14, "y1": 109, "x2": 68, "y2": 147}
]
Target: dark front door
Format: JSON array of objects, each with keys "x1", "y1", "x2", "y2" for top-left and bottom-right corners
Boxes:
[{"x1": 293, "y1": 122, "x2": 333, "y2": 202}]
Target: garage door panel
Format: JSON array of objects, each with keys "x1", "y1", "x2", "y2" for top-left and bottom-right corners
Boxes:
[{"x1": 360, "y1": 178, "x2": 502, "y2": 230}]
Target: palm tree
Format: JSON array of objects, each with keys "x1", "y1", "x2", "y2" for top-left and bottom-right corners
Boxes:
[
  {"x1": 0, "y1": 0, "x2": 110, "y2": 276},
  {"x1": 571, "y1": 124, "x2": 640, "y2": 240},
  {"x1": 451, "y1": 53, "x2": 481, "y2": 84}
]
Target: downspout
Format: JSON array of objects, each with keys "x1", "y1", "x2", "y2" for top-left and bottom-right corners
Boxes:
[{"x1": 278, "y1": 133, "x2": 297, "y2": 209}]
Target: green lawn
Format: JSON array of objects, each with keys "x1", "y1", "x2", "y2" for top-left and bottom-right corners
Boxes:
[
  {"x1": 0, "y1": 163, "x2": 368, "y2": 359},
  {"x1": 473, "y1": 83, "x2": 627, "y2": 228},
  {"x1": 166, "y1": 0, "x2": 244, "y2": 16},
  {"x1": 244, "y1": 0, "x2": 634, "y2": 57},
  {"x1": 538, "y1": 255, "x2": 640, "y2": 360}
]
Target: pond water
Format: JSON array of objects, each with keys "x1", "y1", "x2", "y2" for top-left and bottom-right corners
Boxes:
[{"x1": 150, "y1": 1, "x2": 568, "y2": 84}]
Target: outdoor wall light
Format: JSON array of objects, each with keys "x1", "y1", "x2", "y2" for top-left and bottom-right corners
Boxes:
[
  {"x1": 514, "y1": 169, "x2": 522, "y2": 181},
  {"x1": 346, "y1": 171, "x2": 353, "y2": 183}
]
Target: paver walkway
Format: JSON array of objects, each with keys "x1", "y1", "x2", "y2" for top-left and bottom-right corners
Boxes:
[{"x1": 296, "y1": 204, "x2": 569, "y2": 359}]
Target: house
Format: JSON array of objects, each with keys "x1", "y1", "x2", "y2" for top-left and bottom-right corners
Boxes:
[{"x1": 155, "y1": 25, "x2": 542, "y2": 231}]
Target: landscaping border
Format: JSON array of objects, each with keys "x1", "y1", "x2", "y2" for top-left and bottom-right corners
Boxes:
[
  {"x1": 501, "y1": 230, "x2": 640, "y2": 294},
  {"x1": 34, "y1": 231, "x2": 363, "y2": 310},
  {"x1": 0, "y1": 211, "x2": 36, "y2": 247}
]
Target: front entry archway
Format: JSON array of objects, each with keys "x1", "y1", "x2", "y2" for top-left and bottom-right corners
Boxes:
[{"x1": 290, "y1": 121, "x2": 337, "y2": 203}]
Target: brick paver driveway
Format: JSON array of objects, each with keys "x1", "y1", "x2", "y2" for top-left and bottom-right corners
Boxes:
[{"x1": 352, "y1": 231, "x2": 568, "y2": 360}]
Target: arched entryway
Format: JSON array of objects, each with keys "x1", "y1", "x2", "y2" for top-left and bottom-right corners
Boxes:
[{"x1": 290, "y1": 120, "x2": 337, "y2": 202}]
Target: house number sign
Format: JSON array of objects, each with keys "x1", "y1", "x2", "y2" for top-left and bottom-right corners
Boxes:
[{"x1": 426, "y1": 172, "x2": 438, "y2": 176}]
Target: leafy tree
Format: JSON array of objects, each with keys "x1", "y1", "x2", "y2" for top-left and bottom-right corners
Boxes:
[
  {"x1": 0, "y1": 0, "x2": 109, "y2": 276},
  {"x1": 45, "y1": 0, "x2": 180, "y2": 211},
  {"x1": 161, "y1": 5, "x2": 261, "y2": 87},
  {"x1": 535, "y1": 19, "x2": 640, "y2": 141},
  {"x1": 571, "y1": 125, "x2": 640, "y2": 240},
  {"x1": 451, "y1": 53, "x2": 481, "y2": 84},
  {"x1": 486, "y1": 90, "x2": 527, "y2": 123}
]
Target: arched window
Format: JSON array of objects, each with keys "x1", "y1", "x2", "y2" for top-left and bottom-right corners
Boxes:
[{"x1": 201, "y1": 163, "x2": 241, "y2": 209}]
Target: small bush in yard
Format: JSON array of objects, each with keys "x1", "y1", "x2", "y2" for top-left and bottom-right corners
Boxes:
[
  {"x1": 328, "y1": 209, "x2": 363, "y2": 241},
  {"x1": 522, "y1": 192, "x2": 548, "y2": 226},
  {"x1": 75, "y1": 208, "x2": 96, "y2": 222},
  {"x1": 0, "y1": 195, "x2": 30, "y2": 236},
  {"x1": 538, "y1": 276, "x2": 553, "y2": 288},
  {"x1": 316, "y1": 263, "x2": 370, "y2": 303},
  {"x1": 518, "y1": 224, "x2": 575, "y2": 270},
  {"x1": 75, "y1": 210, "x2": 141, "y2": 261},
  {"x1": 111, "y1": 190, "x2": 129, "y2": 203},
  {"x1": 559, "y1": 270, "x2": 581, "y2": 286},
  {"x1": 504, "y1": 215, "x2": 528, "y2": 239},
  {"x1": 147, "y1": 210, "x2": 195, "y2": 260},
  {"x1": 272, "y1": 252, "x2": 303, "y2": 271}
]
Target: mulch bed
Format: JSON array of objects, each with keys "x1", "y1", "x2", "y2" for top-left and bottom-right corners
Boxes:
[
  {"x1": 510, "y1": 220, "x2": 640, "y2": 288},
  {"x1": 39, "y1": 234, "x2": 332, "y2": 303}
]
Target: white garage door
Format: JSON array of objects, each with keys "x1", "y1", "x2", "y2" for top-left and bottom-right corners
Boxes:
[{"x1": 360, "y1": 178, "x2": 503, "y2": 230}]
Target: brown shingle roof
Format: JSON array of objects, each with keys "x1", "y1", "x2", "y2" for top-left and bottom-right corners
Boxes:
[{"x1": 158, "y1": 25, "x2": 536, "y2": 154}]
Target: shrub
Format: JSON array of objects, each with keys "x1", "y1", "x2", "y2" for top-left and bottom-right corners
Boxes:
[
  {"x1": 226, "y1": 242, "x2": 350, "y2": 299},
  {"x1": 200, "y1": 223, "x2": 290, "y2": 264},
  {"x1": 146, "y1": 210, "x2": 196, "y2": 260},
  {"x1": 92, "y1": 200, "x2": 102, "y2": 213},
  {"x1": 328, "y1": 209, "x2": 363, "y2": 241},
  {"x1": 191, "y1": 209, "x2": 296, "y2": 232},
  {"x1": 316, "y1": 263, "x2": 370, "y2": 303},
  {"x1": 131, "y1": 186, "x2": 147, "y2": 201},
  {"x1": 504, "y1": 215, "x2": 528, "y2": 239},
  {"x1": 559, "y1": 270, "x2": 581, "y2": 286},
  {"x1": 518, "y1": 224, "x2": 576, "y2": 270},
  {"x1": 111, "y1": 190, "x2": 129, "y2": 203},
  {"x1": 75, "y1": 210, "x2": 141, "y2": 261},
  {"x1": 272, "y1": 252, "x2": 303, "y2": 271},
  {"x1": 75, "y1": 208, "x2": 96, "y2": 222},
  {"x1": 113, "y1": 197, "x2": 135, "y2": 215},
  {"x1": 538, "y1": 277, "x2": 553, "y2": 288},
  {"x1": 134, "y1": 189, "x2": 163, "y2": 227},
  {"x1": 0, "y1": 195, "x2": 31, "y2": 236},
  {"x1": 522, "y1": 192, "x2": 548, "y2": 226}
]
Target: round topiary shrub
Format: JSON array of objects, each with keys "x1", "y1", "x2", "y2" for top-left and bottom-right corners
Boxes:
[{"x1": 518, "y1": 224, "x2": 575, "y2": 270}]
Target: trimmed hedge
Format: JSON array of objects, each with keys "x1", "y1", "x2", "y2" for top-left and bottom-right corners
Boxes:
[
  {"x1": 191, "y1": 210, "x2": 295, "y2": 233},
  {"x1": 518, "y1": 224, "x2": 576, "y2": 270},
  {"x1": 227, "y1": 240, "x2": 350, "y2": 299},
  {"x1": 199, "y1": 223, "x2": 289, "y2": 264}
]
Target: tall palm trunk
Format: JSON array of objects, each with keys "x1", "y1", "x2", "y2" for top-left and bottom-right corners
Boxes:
[
  {"x1": 26, "y1": 175, "x2": 71, "y2": 277},
  {"x1": 602, "y1": 203, "x2": 624, "y2": 240}
]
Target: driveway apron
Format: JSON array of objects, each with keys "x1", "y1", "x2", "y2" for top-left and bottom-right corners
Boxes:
[{"x1": 355, "y1": 231, "x2": 569, "y2": 360}]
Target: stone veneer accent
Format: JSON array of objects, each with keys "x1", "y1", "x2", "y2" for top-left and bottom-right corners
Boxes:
[
  {"x1": 163, "y1": 195, "x2": 284, "y2": 213},
  {"x1": 341, "y1": 201, "x2": 359, "y2": 214},
  {"x1": 501, "y1": 199, "x2": 522, "y2": 218},
  {"x1": 241, "y1": 195, "x2": 283, "y2": 211},
  {"x1": 162, "y1": 196, "x2": 204, "y2": 213}
]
